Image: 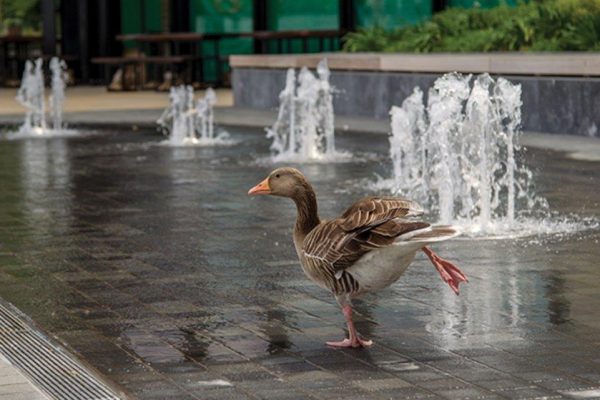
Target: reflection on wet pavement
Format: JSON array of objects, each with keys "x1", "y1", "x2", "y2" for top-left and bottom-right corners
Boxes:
[{"x1": 0, "y1": 128, "x2": 599, "y2": 399}]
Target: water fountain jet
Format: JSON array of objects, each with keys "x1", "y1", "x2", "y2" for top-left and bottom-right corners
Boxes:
[
  {"x1": 267, "y1": 59, "x2": 350, "y2": 163},
  {"x1": 385, "y1": 72, "x2": 560, "y2": 237},
  {"x1": 9, "y1": 57, "x2": 74, "y2": 139},
  {"x1": 195, "y1": 87, "x2": 217, "y2": 142},
  {"x1": 49, "y1": 57, "x2": 68, "y2": 131},
  {"x1": 16, "y1": 59, "x2": 46, "y2": 135},
  {"x1": 158, "y1": 86, "x2": 233, "y2": 146}
]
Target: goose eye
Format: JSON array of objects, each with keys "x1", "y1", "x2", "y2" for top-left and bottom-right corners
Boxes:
[{"x1": 275, "y1": 174, "x2": 280, "y2": 178}]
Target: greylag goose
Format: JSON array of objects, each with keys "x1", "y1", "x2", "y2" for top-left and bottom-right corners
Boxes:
[{"x1": 248, "y1": 167, "x2": 467, "y2": 348}]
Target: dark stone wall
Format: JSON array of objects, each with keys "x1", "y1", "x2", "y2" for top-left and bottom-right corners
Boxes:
[{"x1": 232, "y1": 68, "x2": 600, "y2": 137}]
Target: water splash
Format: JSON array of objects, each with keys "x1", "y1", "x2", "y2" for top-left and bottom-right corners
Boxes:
[
  {"x1": 49, "y1": 57, "x2": 68, "y2": 131},
  {"x1": 381, "y1": 72, "x2": 597, "y2": 237},
  {"x1": 196, "y1": 87, "x2": 217, "y2": 141},
  {"x1": 388, "y1": 87, "x2": 428, "y2": 203},
  {"x1": 158, "y1": 86, "x2": 234, "y2": 147},
  {"x1": 266, "y1": 59, "x2": 351, "y2": 163},
  {"x1": 17, "y1": 59, "x2": 46, "y2": 135},
  {"x1": 267, "y1": 69, "x2": 296, "y2": 159},
  {"x1": 158, "y1": 85, "x2": 195, "y2": 145},
  {"x1": 8, "y1": 57, "x2": 75, "y2": 139}
]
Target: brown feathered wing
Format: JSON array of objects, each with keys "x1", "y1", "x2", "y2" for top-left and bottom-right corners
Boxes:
[{"x1": 302, "y1": 197, "x2": 429, "y2": 275}]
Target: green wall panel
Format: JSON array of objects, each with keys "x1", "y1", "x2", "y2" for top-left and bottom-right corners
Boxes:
[
  {"x1": 355, "y1": 0, "x2": 433, "y2": 29},
  {"x1": 266, "y1": 0, "x2": 340, "y2": 53},
  {"x1": 190, "y1": 0, "x2": 253, "y2": 82},
  {"x1": 120, "y1": 0, "x2": 162, "y2": 33},
  {"x1": 144, "y1": 0, "x2": 163, "y2": 33},
  {"x1": 120, "y1": 0, "x2": 163, "y2": 48},
  {"x1": 448, "y1": 0, "x2": 519, "y2": 8},
  {"x1": 190, "y1": 0, "x2": 253, "y2": 34},
  {"x1": 266, "y1": 0, "x2": 339, "y2": 31}
]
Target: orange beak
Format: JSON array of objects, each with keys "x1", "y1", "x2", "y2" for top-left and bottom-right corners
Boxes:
[{"x1": 248, "y1": 177, "x2": 271, "y2": 195}]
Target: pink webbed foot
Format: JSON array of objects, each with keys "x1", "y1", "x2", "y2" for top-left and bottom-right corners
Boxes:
[
  {"x1": 326, "y1": 337, "x2": 373, "y2": 348},
  {"x1": 423, "y1": 247, "x2": 468, "y2": 295},
  {"x1": 328, "y1": 304, "x2": 373, "y2": 348}
]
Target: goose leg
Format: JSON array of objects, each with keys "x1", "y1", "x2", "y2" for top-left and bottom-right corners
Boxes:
[
  {"x1": 326, "y1": 305, "x2": 373, "y2": 348},
  {"x1": 422, "y1": 246, "x2": 468, "y2": 295}
]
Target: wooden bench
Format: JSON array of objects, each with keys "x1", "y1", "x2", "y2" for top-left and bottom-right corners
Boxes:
[
  {"x1": 243, "y1": 29, "x2": 345, "y2": 54},
  {"x1": 115, "y1": 33, "x2": 228, "y2": 86},
  {"x1": 91, "y1": 55, "x2": 194, "y2": 90},
  {"x1": 109, "y1": 29, "x2": 346, "y2": 89},
  {"x1": 0, "y1": 34, "x2": 43, "y2": 85}
]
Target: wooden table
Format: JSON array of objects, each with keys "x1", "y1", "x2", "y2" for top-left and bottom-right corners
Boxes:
[
  {"x1": 242, "y1": 29, "x2": 345, "y2": 54},
  {"x1": 114, "y1": 30, "x2": 345, "y2": 88}
]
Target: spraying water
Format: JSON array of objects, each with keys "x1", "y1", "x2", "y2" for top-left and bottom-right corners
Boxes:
[
  {"x1": 388, "y1": 87, "x2": 427, "y2": 202},
  {"x1": 316, "y1": 60, "x2": 336, "y2": 155},
  {"x1": 267, "y1": 59, "x2": 349, "y2": 163},
  {"x1": 158, "y1": 85, "x2": 195, "y2": 145},
  {"x1": 267, "y1": 69, "x2": 296, "y2": 158},
  {"x1": 195, "y1": 87, "x2": 217, "y2": 141},
  {"x1": 158, "y1": 86, "x2": 232, "y2": 146},
  {"x1": 386, "y1": 72, "x2": 552, "y2": 236},
  {"x1": 10, "y1": 57, "x2": 73, "y2": 138},
  {"x1": 16, "y1": 59, "x2": 46, "y2": 135},
  {"x1": 49, "y1": 57, "x2": 68, "y2": 131}
]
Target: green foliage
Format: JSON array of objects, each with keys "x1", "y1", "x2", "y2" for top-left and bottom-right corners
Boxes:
[
  {"x1": 343, "y1": 0, "x2": 600, "y2": 52},
  {"x1": 0, "y1": 0, "x2": 41, "y2": 33}
]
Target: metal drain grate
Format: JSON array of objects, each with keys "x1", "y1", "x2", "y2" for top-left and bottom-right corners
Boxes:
[{"x1": 0, "y1": 300, "x2": 122, "y2": 400}]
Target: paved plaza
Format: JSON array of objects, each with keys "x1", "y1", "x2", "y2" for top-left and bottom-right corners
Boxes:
[
  {"x1": 0, "y1": 87, "x2": 234, "y2": 115},
  {"x1": 0, "y1": 356, "x2": 48, "y2": 400},
  {"x1": 0, "y1": 126, "x2": 599, "y2": 399}
]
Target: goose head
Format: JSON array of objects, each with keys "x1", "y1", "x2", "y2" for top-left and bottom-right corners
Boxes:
[{"x1": 248, "y1": 167, "x2": 310, "y2": 199}]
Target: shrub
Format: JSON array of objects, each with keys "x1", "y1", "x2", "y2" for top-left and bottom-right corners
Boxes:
[
  {"x1": 343, "y1": 0, "x2": 600, "y2": 52},
  {"x1": 0, "y1": 0, "x2": 41, "y2": 34}
]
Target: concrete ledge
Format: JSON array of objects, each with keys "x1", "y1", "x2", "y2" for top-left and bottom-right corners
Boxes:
[
  {"x1": 230, "y1": 52, "x2": 600, "y2": 76},
  {"x1": 232, "y1": 66, "x2": 600, "y2": 137}
]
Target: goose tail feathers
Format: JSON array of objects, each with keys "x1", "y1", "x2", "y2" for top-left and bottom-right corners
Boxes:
[{"x1": 400, "y1": 225, "x2": 461, "y2": 244}]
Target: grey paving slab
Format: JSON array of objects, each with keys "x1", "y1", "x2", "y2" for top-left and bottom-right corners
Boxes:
[
  {"x1": 0, "y1": 127, "x2": 598, "y2": 399},
  {"x1": 0, "y1": 357, "x2": 48, "y2": 400}
]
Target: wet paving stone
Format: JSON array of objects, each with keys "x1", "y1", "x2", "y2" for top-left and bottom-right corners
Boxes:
[
  {"x1": 0, "y1": 128, "x2": 599, "y2": 399},
  {"x1": 124, "y1": 379, "x2": 201, "y2": 400}
]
